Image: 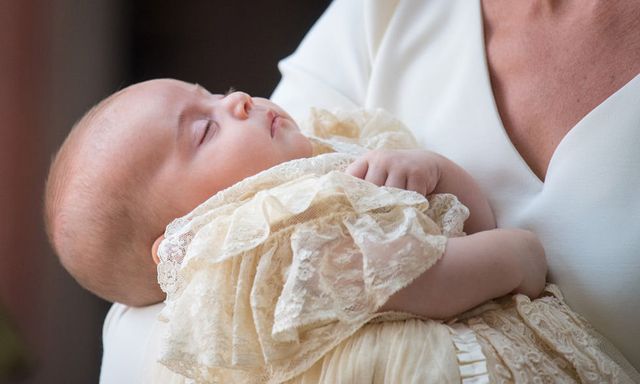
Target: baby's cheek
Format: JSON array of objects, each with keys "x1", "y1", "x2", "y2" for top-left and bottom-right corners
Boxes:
[
  {"x1": 182, "y1": 177, "x2": 225, "y2": 210},
  {"x1": 288, "y1": 134, "x2": 313, "y2": 160}
]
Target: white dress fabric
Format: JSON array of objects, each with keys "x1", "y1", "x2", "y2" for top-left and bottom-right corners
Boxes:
[
  {"x1": 101, "y1": 1, "x2": 640, "y2": 382},
  {"x1": 100, "y1": 302, "x2": 164, "y2": 383}
]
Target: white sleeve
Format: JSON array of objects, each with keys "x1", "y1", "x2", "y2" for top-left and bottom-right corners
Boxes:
[
  {"x1": 271, "y1": 0, "x2": 396, "y2": 120},
  {"x1": 99, "y1": 303, "x2": 164, "y2": 384}
]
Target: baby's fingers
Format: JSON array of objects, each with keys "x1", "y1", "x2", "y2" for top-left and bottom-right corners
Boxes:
[
  {"x1": 363, "y1": 165, "x2": 388, "y2": 186},
  {"x1": 406, "y1": 173, "x2": 428, "y2": 196},
  {"x1": 346, "y1": 158, "x2": 369, "y2": 179},
  {"x1": 346, "y1": 157, "x2": 389, "y2": 187},
  {"x1": 385, "y1": 172, "x2": 407, "y2": 190},
  {"x1": 347, "y1": 158, "x2": 387, "y2": 185}
]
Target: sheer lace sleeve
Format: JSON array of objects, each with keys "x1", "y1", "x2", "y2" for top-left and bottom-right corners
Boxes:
[{"x1": 156, "y1": 153, "x2": 468, "y2": 383}]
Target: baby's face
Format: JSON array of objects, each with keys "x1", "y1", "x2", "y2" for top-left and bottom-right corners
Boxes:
[{"x1": 100, "y1": 78, "x2": 312, "y2": 222}]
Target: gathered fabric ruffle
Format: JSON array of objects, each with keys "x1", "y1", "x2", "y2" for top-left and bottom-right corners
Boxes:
[
  {"x1": 285, "y1": 285, "x2": 636, "y2": 384},
  {"x1": 156, "y1": 152, "x2": 468, "y2": 383}
]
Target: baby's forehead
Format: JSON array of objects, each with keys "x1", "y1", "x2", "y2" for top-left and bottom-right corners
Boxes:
[
  {"x1": 121, "y1": 78, "x2": 199, "y2": 103},
  {"x1": 97, "y1": 79, "x2": 195, "y2": 126},
  {"x1": 82, "y1": 80, "x2": 189, "y2": 172},
  {"x1": 72, "y1": 79, "x2": 200, "y2": 170}
]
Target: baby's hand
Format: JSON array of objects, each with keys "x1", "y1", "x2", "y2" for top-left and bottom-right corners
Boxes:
[{"x1": 346, "y1": 149, "x2": 443, "y2": 196}]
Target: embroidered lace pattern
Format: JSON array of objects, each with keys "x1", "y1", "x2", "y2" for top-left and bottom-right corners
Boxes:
[
  {"x1": 461, "y1": 285, "x2": 636, "y2": 383},
  {"x1": 282, "y1": 285, "x2": 636, "y2": 384},
  {"x1": 156, "y1": 109, "x2": 469, "y2": 383},
  {"x1": 156, "y1": 157, "x2": 468, "y2": 382}
]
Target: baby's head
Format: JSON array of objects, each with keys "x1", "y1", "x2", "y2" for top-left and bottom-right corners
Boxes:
[{"x1": 44, "y1": 78, "x2": 312, "y2": 306}]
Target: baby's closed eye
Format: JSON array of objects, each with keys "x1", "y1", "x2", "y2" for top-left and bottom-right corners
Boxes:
[{"x1": 194, "y1": 119, "x2": 216, "y2": 146}]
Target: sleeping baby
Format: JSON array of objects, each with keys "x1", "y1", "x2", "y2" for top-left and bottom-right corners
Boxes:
[{"x1": 44, "y1": 79, "x2": 634, "y2": 383}]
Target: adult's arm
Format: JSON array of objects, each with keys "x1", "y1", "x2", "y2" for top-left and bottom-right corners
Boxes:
[
  {"x1": 271, "y1": 0, "x2": 389, "y2": 117},
  {"x1": 99, "y1": 303, "x2": 164, "y2": 383}
]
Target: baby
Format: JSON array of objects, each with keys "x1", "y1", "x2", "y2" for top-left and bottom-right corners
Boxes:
[
  {"x1": 45, "y1": 78, "x2": 541, "y2": 308},
  {"x1": 45, "y1": 79, "x2": 631, "y2": 383}
]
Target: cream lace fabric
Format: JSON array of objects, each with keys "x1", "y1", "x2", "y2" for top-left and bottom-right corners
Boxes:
[
  {"x1": 286, "y1": 285, "x2": 637, "y2": 384},
  {"x1": 154, "y1": 109, "x2": 637, "y2": 383},
  {"x1": 156, "y1": 109, "x2": 468, "y2": 383}
]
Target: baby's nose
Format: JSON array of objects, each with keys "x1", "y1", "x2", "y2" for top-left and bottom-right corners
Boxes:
[{"x1": 222, "y1": 91, "x2": 253, "y2": 119}]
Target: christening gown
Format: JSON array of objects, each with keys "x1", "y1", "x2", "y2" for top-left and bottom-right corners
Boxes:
[{"x1": 151, "y1": 109, "x2": 634, "y2": 384}]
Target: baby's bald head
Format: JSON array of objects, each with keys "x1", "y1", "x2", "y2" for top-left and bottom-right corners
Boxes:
[{"x1": 44, "y1": 87, "x2": 167, "y2": 306}]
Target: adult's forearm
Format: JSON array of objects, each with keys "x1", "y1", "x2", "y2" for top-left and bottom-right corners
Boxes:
[{"x1": 270, "y1": 0, "x2": 370, "y2": 118}]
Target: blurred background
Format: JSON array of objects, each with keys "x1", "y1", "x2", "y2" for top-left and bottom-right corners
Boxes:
[{"x1": 0, "y1": 1, "x2": 330, "y2": 382}]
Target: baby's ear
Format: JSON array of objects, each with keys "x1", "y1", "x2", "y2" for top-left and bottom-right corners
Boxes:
[{"x1": 151, "y1": 235, "x2": 164, "y2": 265}]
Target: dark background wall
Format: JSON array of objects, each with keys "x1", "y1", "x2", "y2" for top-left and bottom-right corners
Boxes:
[
  {"x1": 128, "y1": 1, "x2": 331, "y2": 96},
  {"x1": 0, "y1": 1, "x2": 330, "y2": 383}
]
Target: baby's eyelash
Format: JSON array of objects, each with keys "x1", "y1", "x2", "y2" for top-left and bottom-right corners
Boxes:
[
  {"x1": 224, "y1": 87, "x2": 236, "y2": 96},
  {"x1": 199, "y1": 120, "x2": 213, "y2": 145}
]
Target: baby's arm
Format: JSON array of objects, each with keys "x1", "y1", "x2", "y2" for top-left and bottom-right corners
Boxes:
[
  {"x1": 378, "y1": 228, "x2": 547, "y2": 319},
  {"x1": 347, "y1": 149, "x2": 495, "y2": 233},
  {"x1": 347, "y1": 149, "x2": 547, "y2": 318}
]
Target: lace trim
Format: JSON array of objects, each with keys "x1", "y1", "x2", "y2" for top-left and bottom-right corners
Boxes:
[
  {"x1": 156, "y1": 152, "x2": 356, "y2": 296},
  {"x1": 155, "y1": 169, "x2": 468, "y2": 382}
]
